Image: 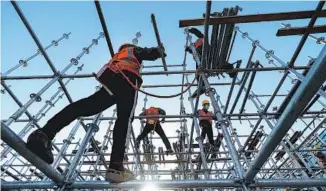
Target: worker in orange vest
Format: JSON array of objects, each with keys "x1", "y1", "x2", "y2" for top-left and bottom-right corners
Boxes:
[
  {"x1": 26, "y1": 43, "x2": 166, "y2": 183},
  {"x1": 136, "y1": 107, "x2": 173, "y2": 154},
  {"x1": 185, "y1": 27, "x2": 237, "y2": 98},
  {"x1": 197, "y1": 100, "x2": 218, "y2": 147}
]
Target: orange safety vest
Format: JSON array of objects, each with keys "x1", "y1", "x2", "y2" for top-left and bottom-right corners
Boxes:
[
  {"x1": 198, "y1": 109, "x2": 213, "y2": 124},
  {"x1": 194, "y1": 38, "x2": 203, "y2": 49},
  {"x1": 97, "y1": 47, "x2": 141, "y2": 78},
  {"x1": 145, "y1": 107, "x2": 160, "y2": 124}
]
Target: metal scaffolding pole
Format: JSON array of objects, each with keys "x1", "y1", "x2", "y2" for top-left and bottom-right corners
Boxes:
[
  {"x1": 58, "y1": 123, "x2": 99, "y2": 190},
  {"x1": 2, "y1": 32, "x2": 71, "y2": 76},
  {"x1": 1, "y1": 121, "x2": 64, "y2": 184},
  {"x1": 1, "y1": 65, "x2": 84, "y2": 158},
  {"x1": 244, "y1": 44, "x2": 326, "y2": 181},
  {"x1": 2, "y1": 33, "x2": 103, "y2": 127},
  {"x1": 2, "y1": 178, "x2": 326, "y2": 189},
  {"x1": 2, "y1": 1, "x2": 326, "y2": 190},
  {"x1": 186, "y1": 27, "x2": 245, "y2": 181},
  {"x1": 236, "y1": 27, "x2": 326, "y2": 99},
  {"x1": 11, "y1": 1, "x2": 75, "y2": 104}
]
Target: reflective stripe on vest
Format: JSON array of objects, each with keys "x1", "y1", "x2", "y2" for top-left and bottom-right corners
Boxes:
[
  {"x1": 194, "y1": 38, "x2": 203, "y2": 49},
  {"x1": 97, "y1": 47, "x2": 141, "y2": 78},
  {"x1": 145, "y1": 107, "x2": 160, "y2": 123},
  {"x1": 198, "y1": 109, "x2": 213, "y2": 124}
]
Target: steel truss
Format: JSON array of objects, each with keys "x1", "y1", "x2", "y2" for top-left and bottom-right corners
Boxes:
[{"x1": 1, "y1": 0, "x2": 326, "y2": 190}]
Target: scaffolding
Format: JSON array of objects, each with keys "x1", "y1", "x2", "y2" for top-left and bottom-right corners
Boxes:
[{"x1": 1, "y1": 0, "x2": 326, "y2": 190}]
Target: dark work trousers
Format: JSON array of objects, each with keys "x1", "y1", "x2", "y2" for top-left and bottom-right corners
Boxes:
[
  {"x1": 194, "y1": 51, "x2": 205, "y2": 89},
  {"x1": 136, "y1": 122, "x2": 171, "y2": 150},
  {"x1": 200, "y1": 122, "x2": 214, "y2": 145},
  {"x1": 41, "y1": 68, "x2": 141, "y2": 171}
]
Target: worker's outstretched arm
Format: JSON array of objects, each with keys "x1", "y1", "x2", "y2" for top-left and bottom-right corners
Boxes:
[
  {"x1": 134, "y1": 46, "x2": 166, "y2": 61},
  {"x1": 188, "y1": 28, "x2": 204, "y2": 38},
  {"x1": 158, "y1": 108, "x2": 166, "y2": 121}
]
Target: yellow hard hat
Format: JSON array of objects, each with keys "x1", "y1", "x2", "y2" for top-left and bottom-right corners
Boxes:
[
  {"x1": 202, "y1": 100, "x2": 210, "y2": 106},
  {"x1": 118, "y1": 43, "x2": 137, "y2": 52}
]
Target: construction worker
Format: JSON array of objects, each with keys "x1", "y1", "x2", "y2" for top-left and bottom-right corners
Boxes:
[
  {"x1": 136, "y1": 107, "x2": 173, "y2": 154},
  {"x1": 26, "y1": 43, "x2": 166, "y2": 183},
  {"x1": 185, "y1": 27, "x2": 237, "y2": 98},
  {"x1": 197, "y1": 100, "x2": 217, "y2": 147},
  {"x1": 313, "y1": 145, "x2": 326, "y2": 166}
]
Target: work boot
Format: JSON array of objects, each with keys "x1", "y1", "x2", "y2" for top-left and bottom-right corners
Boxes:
[
  {"x1": 105, "y1": 168, "x2": 135, "y2": 183},
  {"x1": 165, "y1": 148, "x2": 174, "y2": 155},
  {"x1": 26, "y1": 129, "x2": 54, "y2": 164}
]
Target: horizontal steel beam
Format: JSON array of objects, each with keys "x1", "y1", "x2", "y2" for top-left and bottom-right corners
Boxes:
[
  {"x1": 2, "y1": 179, "x2": 326, "y2": 189},
  {"x1": 179, "y1": 9, "x2": 326, "y2": 27},
  {"x1": 79, "y1": 111, "x2": 326, "y2": 121},
  {"x1": 0, "y1": 66, "x2": 310, "y2": 80},
  {"x1": 142, "y1": 82, "x2": 235, "y2": 88},
  {"x1": 3, "y1": 114, "x2": 321, "y2": 124},
  {"x1": 277, "y1": 24, "x2": 326, "y2": 36}
]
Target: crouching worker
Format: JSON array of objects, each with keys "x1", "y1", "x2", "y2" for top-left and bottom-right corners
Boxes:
[
  {"x1": 136, "y1": 107, "x2": 173, "y2": 155},
  {"x1": 198, "y1": 100, "x2": 217, "y2": 148},
  {"x1": 26, "y1": 43, "x2": 166, "y2": 183}
]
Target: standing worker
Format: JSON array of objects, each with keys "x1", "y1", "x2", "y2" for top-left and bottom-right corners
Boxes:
[
  {"x1": 26, "y1": 43, "x2": 166, "y2": 183},
  {"x1": 136, "y1": 107, "x2": 173, "y2": 154},
  {"x1": 185, "y1": 27, "x2": 237, "y2": 98},
  {"x1": 197, "y1": 100, "x2": 217, "y2": 148}
]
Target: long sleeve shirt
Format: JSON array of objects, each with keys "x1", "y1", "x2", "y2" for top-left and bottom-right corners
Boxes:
[
  {"x1": 133, "y1": 47, "x2": 165, "y2": 63},
  {"x1": 121, "y1": 46, "x2": 165, "y2": 85}
]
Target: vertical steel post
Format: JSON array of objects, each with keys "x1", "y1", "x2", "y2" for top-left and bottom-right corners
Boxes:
[{"x1": 58, "y1": 123, "x2": 99, "y2": 190}]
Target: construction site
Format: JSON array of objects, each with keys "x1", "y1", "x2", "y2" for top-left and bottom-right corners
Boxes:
[{"x1": 1, "y1": 0, "x2": 326, "y2": 190}]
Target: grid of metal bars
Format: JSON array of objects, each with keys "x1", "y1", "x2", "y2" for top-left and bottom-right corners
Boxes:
[{"x1": 1, "y1": 0, "x2": 326, "y2": 190}]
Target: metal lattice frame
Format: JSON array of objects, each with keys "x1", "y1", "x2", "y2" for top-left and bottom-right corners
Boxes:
[{"x1": 1, "y1": 0, "x2": 326, "y2": 190}]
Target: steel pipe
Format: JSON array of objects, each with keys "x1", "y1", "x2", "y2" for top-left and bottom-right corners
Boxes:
[
  {"x1": 0, "y1": 122, "x2": 64, "y2": 184},
  {"x1": 1, "y1": 66, "x2": 311, "y2": 80},
  {"x1": 2, "y1": 179, "x2": 326, "y2": 189},
  {"x1": 244, "y1": 44, "x2": 326, "y2": 181}
]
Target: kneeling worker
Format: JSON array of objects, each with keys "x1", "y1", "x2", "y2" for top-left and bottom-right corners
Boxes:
[{"x1": 136, "y1": 106, "x2": 173, "y2": 154}]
